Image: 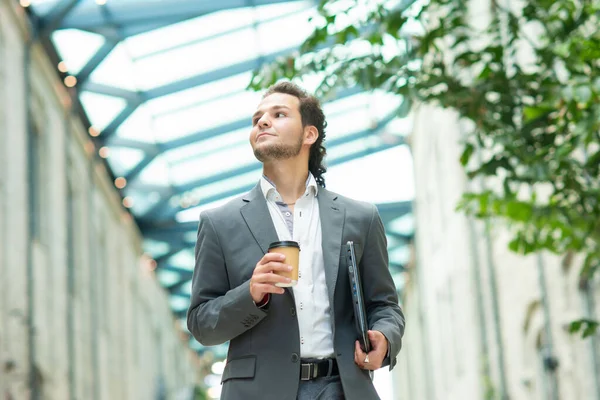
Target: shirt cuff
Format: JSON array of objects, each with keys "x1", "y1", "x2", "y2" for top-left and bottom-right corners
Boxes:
[{"x1": 253, "y1": 294, "x2": 270, "y2": 309}]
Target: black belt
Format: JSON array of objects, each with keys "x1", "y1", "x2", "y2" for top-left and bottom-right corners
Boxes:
[{"x1": 300, "y1": 358, "x2": 339, "y2": 381}]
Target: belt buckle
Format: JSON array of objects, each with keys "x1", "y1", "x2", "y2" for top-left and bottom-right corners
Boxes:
[{"x1": 300, "y1": 363, "x2": 315, "y2": 381}]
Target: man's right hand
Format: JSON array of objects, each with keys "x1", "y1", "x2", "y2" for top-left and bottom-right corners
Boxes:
[{"x1": 249, "y1": 253, "x2": 293, "y2": 303}]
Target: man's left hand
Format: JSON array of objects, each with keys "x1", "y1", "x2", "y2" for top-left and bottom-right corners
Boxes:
[{"x1": 354, "y1": 330, "x2": 388, "y2": 370}]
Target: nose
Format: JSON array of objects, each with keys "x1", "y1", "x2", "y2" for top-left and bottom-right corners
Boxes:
[{"x1": 258, "y1": 113, "x2": 271, "y2": 128}]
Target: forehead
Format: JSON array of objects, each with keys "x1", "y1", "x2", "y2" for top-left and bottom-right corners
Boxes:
[{"x1": 255, "y1": 92, "x2": 300, "y2": 112}]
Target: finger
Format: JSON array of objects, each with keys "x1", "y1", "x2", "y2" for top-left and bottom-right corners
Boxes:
[
  {"x1": 259, "y1": 253, "x2": 286, "y2": 265},
  {"x1": 251, "y1": 283, "x2": 285, "y2": 295},
  {"x1": 255, "y1": 261, "x2": 292, "y2": 274},
  {"x1": 253, "y1": 272, "x2": 292, "y2": 285},
  {"x1": 354, "y1": 341, "x2": 366, "y2": 369}
]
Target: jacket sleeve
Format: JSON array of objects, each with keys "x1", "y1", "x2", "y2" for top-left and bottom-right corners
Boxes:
[
  {"x1": 186, "y1": 211, "x2": 267, "y2": 346},
  {"x1": 361, "y1": 204, "x2": 406, "y2": 370}
]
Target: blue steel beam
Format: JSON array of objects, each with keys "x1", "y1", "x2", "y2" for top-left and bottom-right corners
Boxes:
[
  {"x1": 76, "y1": 39, "x2": 118, "y2": 85},
  {"x1": 183, "y1": 108, "x2": 398, "y2": 194},
  {"x1": 88, "y1": 47, "x2": 296, "y2": 141},
  {"x1": 163, "y1": 86, "x2": 362, "y2": 151},
  {"x1": 107, "y1": 137, "x2": 161, "y2": 154},
  {"x1": 39, "y1": 0, "x2": 82, "y2": 33},
  {"x1": 60, "y1": 0, "x2": 305, "y2": 30},
  {"x1": 81, "y1": 47, "x2": 294, "y2": 103},
  {"x1": 142, "y1": 138, "x2": 407, "y2": 226},
  {"x1": 152, "y1": 112, "x2": 403, "y2": 219},
  {"x1": 134, "y1": 86, "x2": 366, "y2": 216},
  {"x1": 122, "y1": 88, "x2": 363, "y2": 183},
  {"x1": 140, "y1": 200, "x2": 413, "y2": 238}
]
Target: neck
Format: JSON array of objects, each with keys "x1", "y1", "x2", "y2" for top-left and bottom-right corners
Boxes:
[{"x1": 263, "y1": 159, "x2": 309, "y2": 204}]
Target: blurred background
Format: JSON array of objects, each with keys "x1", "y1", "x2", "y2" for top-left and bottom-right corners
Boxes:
[{"x1": 0, "y1": 0, "x2": 598, "y2": 399}]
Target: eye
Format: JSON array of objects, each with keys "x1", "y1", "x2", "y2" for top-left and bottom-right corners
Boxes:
[
  {"x1": 252, "y1": 117, "x2": 260, "y2": 126},
  {"x1": 275, "y1": 112, "x2": 286, "y2": 118}
]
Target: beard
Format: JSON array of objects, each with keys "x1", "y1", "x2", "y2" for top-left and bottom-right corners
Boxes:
[{"x1": 253, "y1": 135, "x2": 304, "y2": 162}]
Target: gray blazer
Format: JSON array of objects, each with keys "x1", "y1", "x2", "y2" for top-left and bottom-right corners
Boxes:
[{"x1": 187, "y1": 183, "x2": 405, "y2": 400}]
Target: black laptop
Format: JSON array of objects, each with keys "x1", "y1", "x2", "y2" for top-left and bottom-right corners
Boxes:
[{"x1": 346, "y1": 241, "x2": 371, "y2": 355}]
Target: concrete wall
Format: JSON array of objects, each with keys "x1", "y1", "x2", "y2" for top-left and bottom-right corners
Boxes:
[
  {"x1": 0, "y1": 1, "x2": 200, "y2": 399},
  {"x1": 394, "y1": 100, "x2": 600, "y2": 399}
]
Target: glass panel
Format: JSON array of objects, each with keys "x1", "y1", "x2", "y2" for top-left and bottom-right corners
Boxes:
[
  {"x1": 80, "y1": 91, "x2": 127, "y2": 132},
  {"x1": 326, "y1": 146, "x2": 414, "y2": 203},
  {"x1": 105, "y1": 146, "x2": 145, "y2": 177},
  {"x1": 162, "y1": 127, "x2": 249, "y2": 165},
  {"x1": 128, "y1": 189, "x2": 161, "y2": 215},
  {"x1": 169, "y1": 142, "x2": 256, "y2": 185},
  {"x1": 175, "y1": 186, "x2": 260, "y2": 222},
  {"x1": 137, "y1": 154, "x2": 171, "y2": 186},
  {"x1": 388, "y1": 214, "x2": 415, "y2": 235},
  {"x1": 389, "y1": 246, "x2": 410, "y2": 265},
  {"x1": 51, "y1": 29, "x2": 106, "y2": 75},
  {"x1": 125, "y1": 1, "x2": 312, "y2": 59},
  {"x1": 145, "y1": 72, "x2": 253, "y2": 116},
  {"x1": 327, "y1": 136, "x2": 383, "y2": 159},
  {"x1": 153, "y1": 90, "x2": 261, "y2": 142},
  {"x1": 326, "y1": 110, "x2": 374, "y2": 141},
  {"x1": 132, "y1": 28, "x2": 259, "y2": 91},
  {"x1": 89, "y1": 42, "x2": 139, "y2": 91},
  {"x1": 116, "y1": 104, "x2": 157, "y2": 143},
  {"x1": 168, "y1": 249, "x2": 194, "y2": 271},
  {"x1": 156, "y1": 269, "x2": 181, "y2": 286},
  {"x1": 256, "y1": 9, "x2": 315, "y2": 55},
  {"x1": 386, "y1": 117, "x2": 413, "y2": 137},
  {"x1": 323, "y1": 93, "x2": 371, "y2": 115},
  {"x1": 184, "y1": 231, "x2": 197, "y2": 243},
  {"x1": 143, "y1": 239, "x2": 170, "y2": 257},
  {"x1": 170, "y1": 296, "x2": 189, "y2": 311}
]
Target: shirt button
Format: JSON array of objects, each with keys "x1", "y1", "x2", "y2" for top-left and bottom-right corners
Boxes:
[
  {"x1": 291, "y1": 308, "x2": 296, "y2": 316},
  {"x1": 291, "y1": 353, "x2": 299, "y2": 363},
  {"x1": 285, "y1": 212, "x2": 291, "y2": 216}
]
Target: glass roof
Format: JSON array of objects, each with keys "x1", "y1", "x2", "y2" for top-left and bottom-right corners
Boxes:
[{"x1": 27, "y1": 0, "x2": 417, "y2": 357}]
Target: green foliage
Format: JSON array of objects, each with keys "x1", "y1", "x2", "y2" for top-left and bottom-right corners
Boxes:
[
  {"x1": 250, "y1": 0, "x2": 600, "y2": 335},
  {"x1": 569, "y1": 318, "x2": 600, "y2": 339}
]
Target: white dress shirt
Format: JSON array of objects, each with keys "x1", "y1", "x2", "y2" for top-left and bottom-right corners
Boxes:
[{"x1": 260, "y1": 174, "x2": 335, "y2": 359}]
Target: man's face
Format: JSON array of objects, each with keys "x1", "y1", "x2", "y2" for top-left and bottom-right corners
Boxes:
[{"x1": 250, "y1": 93, "x2": 306, "y2": 162}]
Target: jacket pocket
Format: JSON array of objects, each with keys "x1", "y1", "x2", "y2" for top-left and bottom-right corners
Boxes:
[{"x1": 221, "y1": 356, "x2": 256, "y2": 383}]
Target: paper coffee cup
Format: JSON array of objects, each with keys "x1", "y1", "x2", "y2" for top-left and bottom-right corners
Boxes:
[{"x1": 268, "y1": 241, "x2": 300, "y2": 287}]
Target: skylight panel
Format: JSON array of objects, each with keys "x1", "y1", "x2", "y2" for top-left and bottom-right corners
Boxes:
[
  {"x1": 145, "y1": 72, "x2": 253, "y2": 116},
  {"x1": 153, "y1": 90, "x2": 260, "y2": 143},
  {"x1": 51, "y1": 29, "x2": 106, "y2": 75},
  {"x1": 88, "y1": 42, "x2": 139, "y2": 91},
  {"x1": 169, "y1": 143, "x2": 256, "y2": 186},
  {"x1": 327, "y1": 146, "x2": 415, "y2": 203},
  {"x1": 105, "y1": 147, "x2": 145, "y2": 176},
  {"x1": 115, "y1": 104, "x2": 157, "y2": 143},
  {"x1": 131, "y1": 28, "x2": 259, "y2": 91},
  {"x1": 162, "y1": 127, "x2": 249, "y2": 165},
  {"x1": 79, "y1": 91, "x2": 127, "y2": 132}
]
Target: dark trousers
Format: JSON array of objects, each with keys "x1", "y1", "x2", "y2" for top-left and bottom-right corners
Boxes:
[{"x1": 297, "y1": 375, "x2": 345, "y2": 399}]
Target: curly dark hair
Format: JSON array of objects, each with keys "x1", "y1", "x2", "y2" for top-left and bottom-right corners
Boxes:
[{"x1": 263, "y1": 81, "x2": 327, "y2": 187}]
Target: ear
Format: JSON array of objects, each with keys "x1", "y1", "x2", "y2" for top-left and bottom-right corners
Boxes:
[{"x1": 304, "y1": 125, "x2": 319, "y2": 145}]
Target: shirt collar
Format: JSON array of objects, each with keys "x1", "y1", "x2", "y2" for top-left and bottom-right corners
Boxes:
[{"x1": 260, "y1": 173, "x2": 318, "y2": 203}]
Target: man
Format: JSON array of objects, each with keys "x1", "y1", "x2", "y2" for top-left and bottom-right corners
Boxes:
[{"x1": 187, "y1": 81, "x2": 405, "y2": 399}]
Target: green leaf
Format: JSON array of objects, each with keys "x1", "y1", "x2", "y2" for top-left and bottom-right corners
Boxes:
[
  {"x1": 460, "y1": 143, "x2": 475, "y2": 166},
  {"x1": 523, "y1": 106, "x2": 553, "y2": 122}
]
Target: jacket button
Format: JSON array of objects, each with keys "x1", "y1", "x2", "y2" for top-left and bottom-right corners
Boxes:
[
  {"x1": 291, "y1": 308, "x2": 296, "y2": 316},
  {"x1": 291, "y1": 353, "x2": 299, "y2": 363}
]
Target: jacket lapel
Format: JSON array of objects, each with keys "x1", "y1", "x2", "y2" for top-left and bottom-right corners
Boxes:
[
  {"x1": 240, "y1": 183, "x2": 295, "y2": 299},
  {"x1": 318, "y1": 188, "x2": 345, "y2": 307},
  {"x1": 240, "y1": 183, "x2": 278, "y2": 255}
]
